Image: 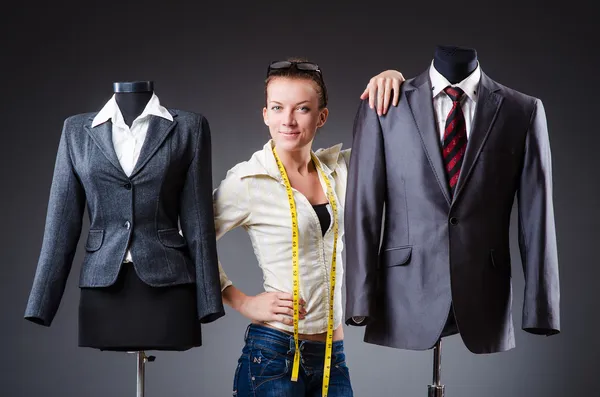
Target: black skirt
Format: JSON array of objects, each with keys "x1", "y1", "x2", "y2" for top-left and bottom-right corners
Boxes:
[{"x1": 78, "y1": 263, "x2": 202, "y2": 351}]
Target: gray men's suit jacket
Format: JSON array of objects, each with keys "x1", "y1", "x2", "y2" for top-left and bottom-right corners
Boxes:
[
  {"x1": 25, "y1": 109, "x2": 225, "y2": 327},
  {"x1": 344, "y1": 69, "x2": 560, "y2": 354}
]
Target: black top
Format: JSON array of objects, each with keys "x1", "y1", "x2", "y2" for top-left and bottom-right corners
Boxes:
[{"x1": 312, "y1": 203, "x2": 331, "y2": 236}]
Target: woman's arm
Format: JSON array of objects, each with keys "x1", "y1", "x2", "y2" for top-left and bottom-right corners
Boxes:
[
  {"x1": 214, "y1": 168, "x2": 306, "y2": 325},
  {"x1": 223, "y1": 286, "x2": 306, "y2": 326},
  {"x1": 213, "y1": 167, "x2": 251, "y2": 292}
]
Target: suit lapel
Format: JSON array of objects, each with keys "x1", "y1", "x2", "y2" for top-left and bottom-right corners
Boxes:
[
  {"x1": 452, "y1": 73, "x2": 503, "y2": 203},
  {"x1": 129, "y1": 111, "x2": 178, "y2": 178},
  {"x1": 406, "y1": 71, "x2": 452, "y2": 205},
  {"x1": 85, "y1": 119, "x2": 126, "y2": 176}
]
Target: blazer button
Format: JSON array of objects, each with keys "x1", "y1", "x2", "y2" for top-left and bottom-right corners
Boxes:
[
  {"x1": 124, "y1": 183, "x2": 132, "y2": 190},
  {"x1": 124, "y1": 221, "x2": 131, "y2": 230},
  {"x1": 449, "y1": 217, "x2": 459, "y2": 225}
]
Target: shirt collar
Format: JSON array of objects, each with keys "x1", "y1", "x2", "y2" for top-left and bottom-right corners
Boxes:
[
  {"x1": 429, "y1": 60, "x2": 481, "y2": 102},
  {"x1": 91, "y1": 93, "x2": 173, "y2": 128},
  {"x1": 238, "y1": 139, "x2": 342, "y2": 180}
]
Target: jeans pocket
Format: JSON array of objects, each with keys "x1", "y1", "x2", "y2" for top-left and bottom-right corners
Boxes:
[
  {"x1": 333, "y1": 353, "x2": 351, "y2": 383},
  {"x1": 250, "y1": 346, "x2": 289, "y2": 390},
  {"x1": 334, "y1": 361, "x2": 351, "y2": 383}
]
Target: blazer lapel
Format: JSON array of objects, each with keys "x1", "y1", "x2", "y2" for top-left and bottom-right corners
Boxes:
[
  {"x1": 452, "y1": 73, "x2": 503, "y2": 203},
  {"x1": 130, "y1": 111, "x2": 178, "y2": 178},
  {"x1": 85, "y1": 119, "x2": 126, "y2": 176},
  {"x1": 406, "y1": 71, "x2": 452, "y2": 206}
]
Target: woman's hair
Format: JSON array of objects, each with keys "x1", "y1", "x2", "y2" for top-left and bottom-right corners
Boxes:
[{"x1": 265, "y1": 57, "x2": 328, "y2": 109}]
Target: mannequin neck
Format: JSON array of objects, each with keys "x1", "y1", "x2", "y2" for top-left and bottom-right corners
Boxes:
[
  {"x1": 113, "y1": 81, "x2": 154, "y2": 127},
  {"x1": 433, "y1": 45, "x2": 478, "y2": 84},
  {"x1": 114, "y1": 91, "x2": 153, "y2": 127}
]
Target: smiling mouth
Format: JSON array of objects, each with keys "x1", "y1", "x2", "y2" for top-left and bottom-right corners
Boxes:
[{"x1": 279, "y1": 131, "x2": 300, "y2": 135}]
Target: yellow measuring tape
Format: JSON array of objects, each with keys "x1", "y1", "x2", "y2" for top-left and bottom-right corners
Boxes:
[{"x1": 272, "y1": 146, "x2": 338, "y2": 397}]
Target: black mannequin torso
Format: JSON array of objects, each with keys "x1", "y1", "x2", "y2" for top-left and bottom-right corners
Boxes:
[
  {"x1": 113, "y1": 81, "x2": 154, "y2": 127},
  {"x1": 433, "y1": 45, "x2": 478, "y2": 84}
]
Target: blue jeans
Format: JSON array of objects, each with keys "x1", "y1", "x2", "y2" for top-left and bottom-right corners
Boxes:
[{"x1": 232, "y1": 324, "x2": 353, "y2": 396}]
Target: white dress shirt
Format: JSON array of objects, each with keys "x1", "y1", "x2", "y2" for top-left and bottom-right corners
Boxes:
[
  {"x1": 214, "y1": 140, "x2": 351, "y2": 335},
  {"x1": 429, "y1": 60, "x2": 482, "y2": 141},
  {"x1": 91, "y1": 93, "x2": 173, "y2": 263}
]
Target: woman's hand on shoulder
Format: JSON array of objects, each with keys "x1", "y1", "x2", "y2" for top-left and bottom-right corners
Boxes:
[{"x1": 360, "y1": 70, "x2": 405, "y2": 116}]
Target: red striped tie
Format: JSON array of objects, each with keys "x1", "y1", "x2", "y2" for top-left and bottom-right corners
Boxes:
[{"x1": 442, "y1": 86, "x2": 468, "y2": 196}]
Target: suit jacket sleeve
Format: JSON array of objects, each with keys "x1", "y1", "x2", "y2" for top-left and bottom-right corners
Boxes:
[
  {"x1": 517, "y1": 99, "x2": 560, "y2": 335},
  {"x1": 344, "y1": 100, "x2": 386, "y2": 326},
  {"x1": 24, "y1": 118, "x2": 86, "y2": 326},
  {"x1": 180, "y1": 115, "x2": 225, "y2": 324}
]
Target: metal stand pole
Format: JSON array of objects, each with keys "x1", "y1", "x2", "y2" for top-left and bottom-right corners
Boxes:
[
  {"x1": 427, "y1": 340, "x2": 445, "y2": 397},
  {"x1": 129, "y1": 351, "x2": 156, "y2": 397}
]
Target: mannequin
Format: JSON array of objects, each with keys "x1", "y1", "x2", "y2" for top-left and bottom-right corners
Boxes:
[
  {"x1": 26, "y1": 79, "x2": 224, "y2": 396},
  {"x1": 433, "y1": 45, "x2": 478, "y2": 84},
  {"x1": 24, "y1": 78, "x2": 223, "y2": 349},
  {"x1": 344, "y1": 46, "x2": 560, "y2": 354},
  {"x1": 349, "y1": 46, "x2": 479, "y2": 335},
  {"x1": 345, "y1": 44, "x2": 559, "y2": 395},
  {"x1": 75, "y1": 81, "x2": 203, "y2": 352}
]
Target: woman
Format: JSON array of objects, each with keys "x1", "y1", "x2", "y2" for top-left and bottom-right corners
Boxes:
[{"x1": 214, "y1": 59, "x2": 405, "y2": 396}]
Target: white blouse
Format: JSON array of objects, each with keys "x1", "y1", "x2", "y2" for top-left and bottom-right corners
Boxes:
[{"x1": 214, "y1": 140, "x2": 351, "y2": 335}]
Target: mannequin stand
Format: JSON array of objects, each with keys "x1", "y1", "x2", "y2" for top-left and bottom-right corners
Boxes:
[
  {"x1": 427, "y1": 340, "x2": 445, "y2": 397},
  {"x1": 128, "y1": 351, "x2": 155, "y2": 397}
]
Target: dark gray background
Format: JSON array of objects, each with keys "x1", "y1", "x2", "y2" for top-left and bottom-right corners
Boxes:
[{"x1": 1, "y1": 1, "x2": 597, "y2": 396}]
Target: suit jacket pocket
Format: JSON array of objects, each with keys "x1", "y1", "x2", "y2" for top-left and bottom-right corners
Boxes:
[
  {"x1": 85, "y1": 229, "x2": 104, "y2": 252},
  {"x1": 381, "y1": 246, "x2": 412, "y2": 267},
  {"x1": 158, "y1": 228, "x2": 187, "y2": 248}
]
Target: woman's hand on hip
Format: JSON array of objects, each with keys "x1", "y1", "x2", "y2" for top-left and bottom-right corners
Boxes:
[{"x1": 240, "y1": 292, "x2": 306, "y2": 325}]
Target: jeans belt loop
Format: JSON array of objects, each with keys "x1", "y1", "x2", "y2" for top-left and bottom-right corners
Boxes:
[{"x1": 244, "y1": 324, "x2": 252, "y2": 342}]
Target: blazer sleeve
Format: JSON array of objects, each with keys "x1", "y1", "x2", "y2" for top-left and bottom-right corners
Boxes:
[
  {"x1": 517, "y1": 99, "x2": 560, "y2": 335},
  {"x1": 344, "y1": 99, "x2": 386, "y2": 326},
  {"x1": 212, "y1": 166, "x2": 251, "y2": 291},
  {"x1": 24, "y1": 118, "x2": 86, "y2": 326},
  {"x1": 179, "y1": 115, "x2": 225, "y2": 324}
]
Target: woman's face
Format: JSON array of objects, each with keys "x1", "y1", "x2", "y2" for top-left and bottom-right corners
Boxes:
[{"x1": 263, "y1": 77, "x2": 328, "y2": 154}]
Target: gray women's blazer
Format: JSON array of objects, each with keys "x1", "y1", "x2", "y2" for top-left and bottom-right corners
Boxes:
[
  {"x1": 24, "y1": 109, "x2": 225, "y2": 326},
  {"x1": 344, "y1": 69, "x2": 560, "y2": 354}
]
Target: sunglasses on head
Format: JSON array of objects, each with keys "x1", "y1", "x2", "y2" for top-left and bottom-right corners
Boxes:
[{"x1": 267, "y1": 61, "x2": 322, "y2": 76}]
